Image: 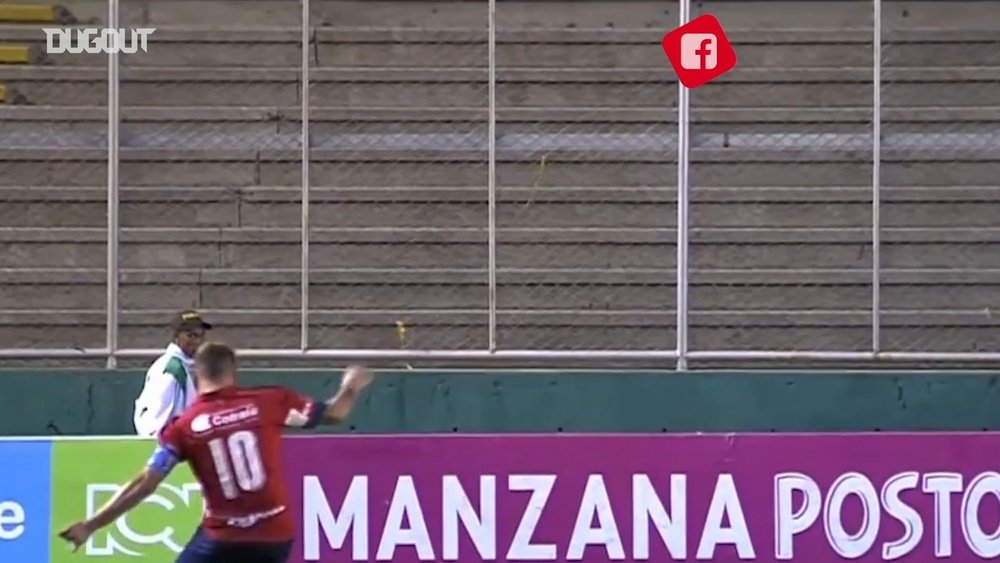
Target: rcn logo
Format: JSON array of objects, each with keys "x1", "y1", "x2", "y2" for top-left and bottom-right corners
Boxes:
[
  {"x1": 661, "y1": 14, "x2": 737, "y2": 89},
  {"x1": 85, "y1": 482, "x2": 202, "y2": 556}
]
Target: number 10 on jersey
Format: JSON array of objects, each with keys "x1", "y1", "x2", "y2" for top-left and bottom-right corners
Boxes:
[{"x1": 208, "y1": 430, "x2": 267, "y2": 499}]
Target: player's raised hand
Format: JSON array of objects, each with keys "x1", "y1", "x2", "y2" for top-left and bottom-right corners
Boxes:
[
  {"x1": 322, "y1": 365, "x2": 374, "y2": 424},
  {"x1": 58, "y1": 522, "x2": 93, "y2": 551},
  {"x1": 341, "y1": 364, "x2": 374, "y2": 392}
]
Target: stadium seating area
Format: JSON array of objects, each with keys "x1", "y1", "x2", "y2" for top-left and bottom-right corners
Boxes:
[{"x1": 0, "y1": 0, "x2": 999, "y2": 359}]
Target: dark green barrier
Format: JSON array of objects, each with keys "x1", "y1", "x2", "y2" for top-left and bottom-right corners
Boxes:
[{"x1": 2, "y1": 370, "x2": 999, "y2": 435}]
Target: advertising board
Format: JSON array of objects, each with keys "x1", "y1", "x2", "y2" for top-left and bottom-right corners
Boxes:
[
  {"x1": 49, "y1": 440, "x2": 202, "y2": 562},
  {"x1": 0, "y1": 439, "x2": 199, "y2": 562},
  {"x1": 2, "y1": 434, "x2": 999, "y2": 562},
  {"x1": 0, "y1": 441, "x2": 51, "y2": 562},
  {"x1": 288, "y1": 434, "x2": 1000, "y2": 562}
]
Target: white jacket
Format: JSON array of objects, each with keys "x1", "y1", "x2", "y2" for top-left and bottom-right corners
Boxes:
[{"x1": 132, "y1": 343, "x2": 198, "y2": 436}]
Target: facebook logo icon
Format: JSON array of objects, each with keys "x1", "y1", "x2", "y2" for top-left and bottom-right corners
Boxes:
[
  {"x1": 662, "y1": 14, "x2": 736, "y2": 88},
  {"x1": 680, "y1": 33, "x2": 717, "y2": 70}
]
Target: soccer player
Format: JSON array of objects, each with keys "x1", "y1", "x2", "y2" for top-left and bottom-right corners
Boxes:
[
  {"x1": 59, "y1": 342, "x2": 374, "y2": 563},
  {"x1": 133, "y1": 310, "x2": 213, "y2": 436}
]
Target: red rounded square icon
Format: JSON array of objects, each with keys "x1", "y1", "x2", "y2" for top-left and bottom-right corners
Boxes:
[{"x1": 662, "y1": 14, "x2": 737, "y2": 89}]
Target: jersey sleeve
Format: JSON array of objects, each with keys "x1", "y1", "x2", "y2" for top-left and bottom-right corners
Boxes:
[
  {"x1": 146, "y1": 419, "x2": 185, "y2": 477},
  {"x1": 271, "y1": 387, "x2": 325, "y2": 429}
]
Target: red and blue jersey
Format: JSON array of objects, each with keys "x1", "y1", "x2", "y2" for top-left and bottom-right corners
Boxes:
[{"x1": 148, "y1": 385, "x2": 323, "y2": 542}]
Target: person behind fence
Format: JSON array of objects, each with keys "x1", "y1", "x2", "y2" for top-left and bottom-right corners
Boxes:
[
  {"x1": 132, "y1": 310, "x2": 214, "y2": 436},
  {"x1": 59, "y1": 341, "x2": 375, "y2": 563}
]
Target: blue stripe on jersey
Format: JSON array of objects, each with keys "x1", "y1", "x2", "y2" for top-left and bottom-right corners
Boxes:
[
  {"x1": 302, "y1": 397, "x2": 326, "y2": 429},
  {"x1": 147, "y1": 444, "x2": 180, "y2": 476}
]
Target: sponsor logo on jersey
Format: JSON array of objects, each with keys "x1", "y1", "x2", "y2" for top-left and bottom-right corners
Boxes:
[
  {"x1": 221, "y1": 505, "x2": 286, "y2": 528},
  {"x1": 190, "y1": 413, "x2": 212, "y2": 433},
  {"x1": 190, "y1": 405, "x2": 261, "y2": 434}
]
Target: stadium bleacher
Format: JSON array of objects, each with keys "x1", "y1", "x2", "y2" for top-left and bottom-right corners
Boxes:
[{"x1": 0, "y1": 1, "x2": 999, "y2": 359}]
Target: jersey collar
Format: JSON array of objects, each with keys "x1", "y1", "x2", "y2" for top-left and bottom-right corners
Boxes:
[
  {"x1": 199, "y1": 385, "x2": 238, "y2": 399},
  {"x1": 166, "y1": 342, "x2": 194, "y2": 363}
]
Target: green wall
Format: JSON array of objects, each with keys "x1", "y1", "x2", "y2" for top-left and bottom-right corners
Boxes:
[{"x1": 2, "y1": 370, "x2": 999, "y2": 436}]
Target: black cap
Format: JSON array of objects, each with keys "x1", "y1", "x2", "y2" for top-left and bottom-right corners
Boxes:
[{"x1": 171, "y1": 310, "x2": 213, "y2": 333}]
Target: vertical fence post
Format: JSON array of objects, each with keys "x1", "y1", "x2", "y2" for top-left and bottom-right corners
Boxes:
[
  {"x1": 300, "y1": 0, "x2": 311, "y2": 351},
  {"x1": 105, "y1": 0, "x2": 120, "y2": 368},
  {"x1": 487, "y1": 0, "x2": 498, "y2": 352},
  {"x1": 872, "y1": 0, "x2": 882, "y2": 353},
  {"x1": 675, "y1": 0, "x2": 691, "y2": 371}
]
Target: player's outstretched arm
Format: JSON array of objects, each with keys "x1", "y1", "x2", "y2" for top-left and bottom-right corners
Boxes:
[
  {"x1": 320, "y1": 365, "x2": 374, "y2": 424},
  {"x1": 58, "y1": 467, "x2": 166, "y2": 551}
]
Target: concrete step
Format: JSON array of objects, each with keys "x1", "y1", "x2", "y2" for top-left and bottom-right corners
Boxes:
[
  {"x1": 5, "y1": 186, "x2": 1000, "y2": 229},
  {"x1": 6, "y1": 185, "x2": 995, "y2": 201},
  {"x1": 0, "y1": 307, "x2": 997, "y2": 352},
  {"x1": 4, "y1": 106, "x2": 999, "y2": 139},
  {"x1": 3, "y1": 268, "x2": 1000, "y2": 313},
  {"x1": 0, "y1": 43, "x2": 31, "y2": 64},
  {"x1": 0, "y1": 116, "x2": 791, "y2": 140},
  {"x1": 0, "y1": 226, "x2": 998, "y2": 270},
  {"x1": 0, "y1": 3, "x2": 74, "y2": 24},
  {"x1": 3, "y1": 26, "x2": 996, "y2": 68},
  {"x1": 706, "y1": 1, "x2": 1000, "y2": 31},
  {"x1": 4, "y1": 105, "x2": 1000, "y2": 124},
  {"x1": 2, "y1": 127, "x2": 995, "y2": 154},
  {"x1": 1, "y1": 147, "x2": 997, "y2": 188},
  {"x1": 7, "y1": 266, "x2": 998, "y2": 284},
  {"x1": 2, "y1": 66, "x2": 996, "y2": 107},
  {"x1": 54, "y1": 0, "x2": 676, "y2": 28},
  {"x1": 50, "y1": 0, "x2": 1000, "y2": 30}
]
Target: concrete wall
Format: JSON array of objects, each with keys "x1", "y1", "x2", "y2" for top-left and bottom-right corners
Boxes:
[{"x1": 2, "y1": 370, "x2": 999, "y2": 435}]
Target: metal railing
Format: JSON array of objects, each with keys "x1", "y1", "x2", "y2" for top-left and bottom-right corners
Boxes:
[{"x1": 1, "y1": 0, "x2": 999, "y2": 368}]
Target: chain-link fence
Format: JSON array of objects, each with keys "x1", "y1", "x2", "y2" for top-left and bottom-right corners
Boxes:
[
  {"x1": 0, "y1": 0, "x2": 109, "y2": 362},
  {"x1": 1, "y1": 0, "x2": 999, "y2": 367},
  {"x1": 879, "y1": 0, "x2": 1000, "y2": 356},
  {"x1": 688, "y1": 1, "x2": 876, "y2": 356},
  {"x1": 307, "y1": 3, "x2": 491, "y2": 352},
  {"x1": 495, "y1": 2, "x2": 678, "y2": 353},
  {"x1": 115, "y1": 0, "x2": 305, "y2": 353}
]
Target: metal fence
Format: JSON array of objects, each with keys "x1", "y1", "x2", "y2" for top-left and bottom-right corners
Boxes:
[{"x1": 1, "y1": 0, "x2": 999, "y2": 367}]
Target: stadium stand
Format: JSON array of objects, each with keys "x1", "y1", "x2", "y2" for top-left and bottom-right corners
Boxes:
[
  {"x1": 0, "y1": 2, "x2": 67, "y2": 23},
  {"x1": 0, "y1": 3, "x2": 54, "y2": 103},
  {"x1": 0, "y1": 1, "x2": 998, "y2": 361}
]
